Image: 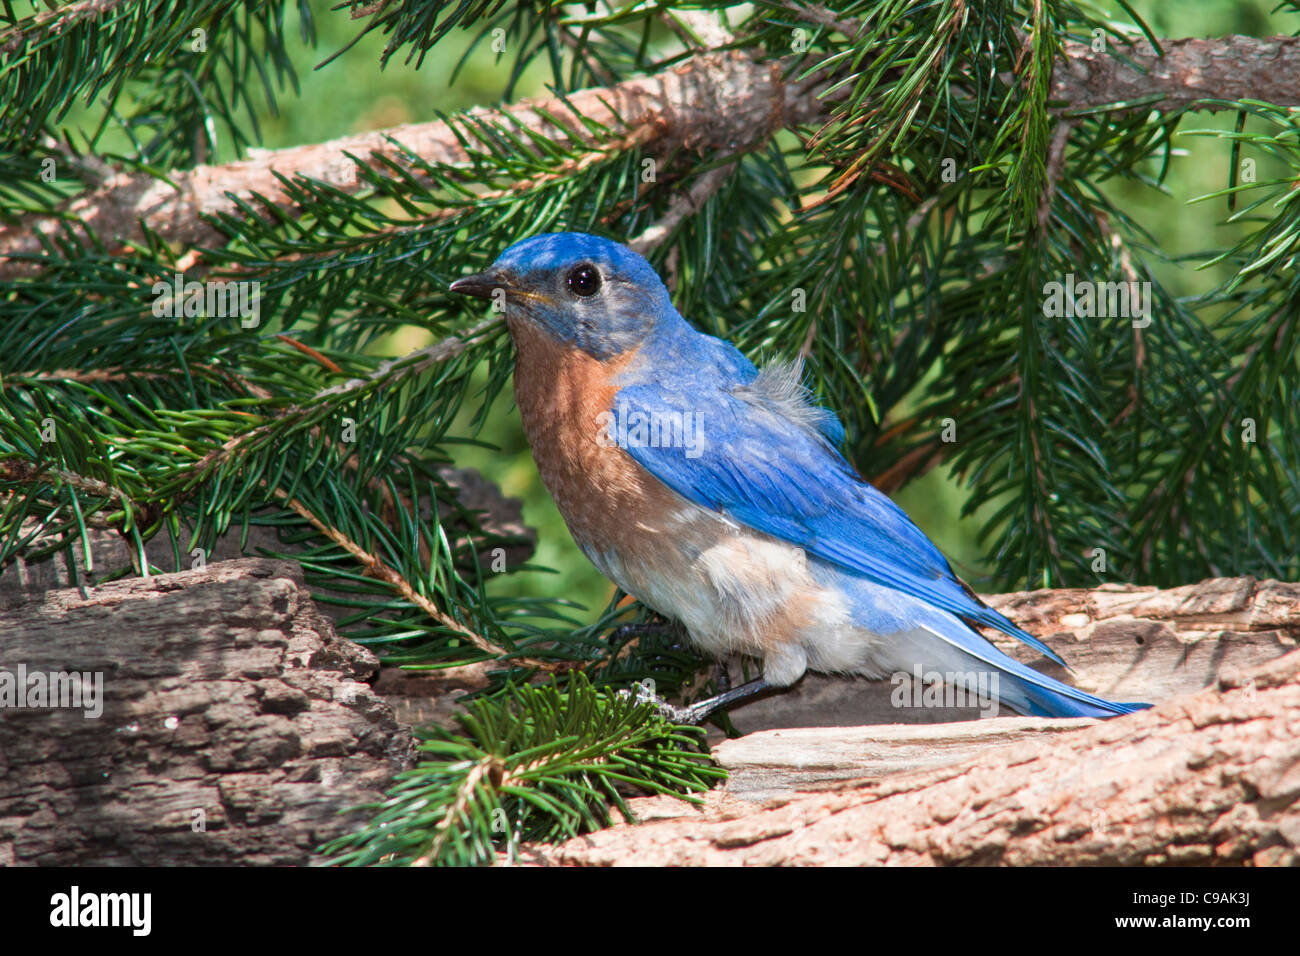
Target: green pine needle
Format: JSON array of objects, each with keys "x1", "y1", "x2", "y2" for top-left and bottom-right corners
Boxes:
[{"x1": 320, "y1": 673, "x2": 723, "y2": 866}]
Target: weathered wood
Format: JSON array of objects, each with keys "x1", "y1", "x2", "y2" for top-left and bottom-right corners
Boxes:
[
  {"x1": 530, "y1": 648, "x2": 1300, "y2": 865},
  {"x1": 526, "y1": 577, "x2": 1300, "y2": 864},
  {"x1": 707, "y1": 576, "x2": 1299, "y2": 737},
  {"x1": 711, "y1": 719, "x2": 1092, "y2": 803},
  {"x1": 372, "y1": 661, "x2": 493, "y2": 732},
  {"x1": 0, "y1": 558, "x2": 413, "y2": 865},
  {"x1": 1052, "y1": 35, "x2": 1300, "y2": 111},
  {"x1": 2, "y1": 562, "x2": 1296, "y2": 865}
]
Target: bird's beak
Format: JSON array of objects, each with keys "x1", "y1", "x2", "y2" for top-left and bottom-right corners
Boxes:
[{"x1": 449, "y1": 270, "x2": 509, "y2": 300}]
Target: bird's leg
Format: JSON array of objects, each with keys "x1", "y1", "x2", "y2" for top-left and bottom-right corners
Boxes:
[{"x1": 646, "y1": 678, "x2": 775, "y2": 726}]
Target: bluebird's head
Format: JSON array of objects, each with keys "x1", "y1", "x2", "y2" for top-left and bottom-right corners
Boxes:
[{"x1": 449, "y1": 233, "x2": 675, "y2": 359}]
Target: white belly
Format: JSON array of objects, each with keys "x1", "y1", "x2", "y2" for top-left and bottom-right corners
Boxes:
[{"x1": 580, "y1": 505, "x2": 866, "y2": 686}]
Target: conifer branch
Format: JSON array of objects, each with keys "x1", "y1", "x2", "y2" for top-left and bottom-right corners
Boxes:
[
  {"x1": 272, "y1": 487, "x2": 561, "y2": 668},
  {"x1": 628, "y1": 162, "x2": 737, "y2": 255},
  {"x1": 6, "y1": 31, "x2": 1297, "y2": 274},
  {"x1": 0, "y1": 0, "x2": 126, "y2": 56},
  {"x1": 1, "y1": 50, "x2": 812, "y2": 274}
]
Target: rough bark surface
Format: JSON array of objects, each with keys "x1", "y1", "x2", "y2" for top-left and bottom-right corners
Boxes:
[
  {"x1": 2, "y1": 563, "x2": 1297, "y2": 865},
  {"x1": 0, "y1": 558, "x2": 413, "y2": 865},
  {"x1": 1052, "y1": 36, "x2": 1300, "y2": 110},
  {"x1": 529, "y1": 649, "x2": 1300, "y2": 866},
  {"x1": 524, "y1": 577, "x2": 1300, "y2": 864}
]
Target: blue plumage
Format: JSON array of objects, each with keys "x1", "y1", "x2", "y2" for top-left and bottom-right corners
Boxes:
[{"x1": 451, "y1": 232, "x2": 1150, "y2": 721}]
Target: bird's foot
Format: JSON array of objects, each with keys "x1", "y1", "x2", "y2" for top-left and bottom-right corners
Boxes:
[
  {"x1": 616, "y1": 679, "x2": 703, "y2": 724},
  {"x1": 616, "y1": 677, "x2": 774, "y2": 726}
]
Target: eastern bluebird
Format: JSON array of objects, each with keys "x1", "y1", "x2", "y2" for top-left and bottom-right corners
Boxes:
[{"x1": 451, "y1": 233, "x2": 1147, "y2": 723}]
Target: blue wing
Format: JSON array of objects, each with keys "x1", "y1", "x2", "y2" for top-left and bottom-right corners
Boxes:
[{"x1": 614, "y1": 360, "x2": 1069, "y2": 668}]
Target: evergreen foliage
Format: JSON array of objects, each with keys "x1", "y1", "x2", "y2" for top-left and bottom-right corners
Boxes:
[
  {"x1": 2, "y1": 0, "x2": 1297, "y2": 863},
  {"x1": 323, "y1": 673, "x2": 721, "y2": 866}
]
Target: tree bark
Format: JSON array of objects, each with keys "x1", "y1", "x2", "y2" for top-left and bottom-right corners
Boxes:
[
  {"x1": 520, "y1": 577, "x2": 1300, "y2": 864},
  {"x1": 1052, "y1": 36, "x2": 1300, "y2": 111},
  {"x1": 528, "y1": 648, "x2": 1300, "y2": 866},
  {"x1": 2, "y1": 559, "x2": 1296, "y2": 865},
  {"x1": 0, "y1": 558, "x2": 413, "y2": 865}
]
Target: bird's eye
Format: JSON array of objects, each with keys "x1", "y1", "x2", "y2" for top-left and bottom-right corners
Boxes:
[{"x1": 566, "y1": 264, "x2": 601, "y2": 297}]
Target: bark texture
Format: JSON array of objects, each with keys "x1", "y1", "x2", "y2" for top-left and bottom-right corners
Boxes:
[
  {"x1": 0, "y1": 558, "x2": 413, "y2": 865},
  {"x1": 530, "y1": 648, "x2": 1300, "y2": 866},
  {"x1": 525, "y1": 577, "x2": 1300, "y2": 864},
  {"x1": 1053, "y1": 36, "x2": 1300, "y2": 110},
  {"x1": 2, "y1": 562, "x2": 1296, "y2": 865}
]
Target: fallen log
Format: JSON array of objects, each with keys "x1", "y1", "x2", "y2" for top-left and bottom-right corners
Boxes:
[
  {"x1": 1, "y1": 558, "x2": 1296, "y2": 865},
  {"x1": 528, "y1": 649, "x2": 1300, "y2": 865},
  {"x1": 0, "y1": 558, "x2": 412, "y2": 865}
]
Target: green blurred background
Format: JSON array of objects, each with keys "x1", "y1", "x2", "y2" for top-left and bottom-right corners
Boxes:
[{"x1": 66, "y1": 0, "x2": 1300, "y2": 619}]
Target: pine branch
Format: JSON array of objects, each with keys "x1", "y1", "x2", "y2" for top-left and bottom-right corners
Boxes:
[
  {"x1": 11, "y1": 31, "x2": 1300, "y2": 275},
  {"x1": 273, "y1": 487, "x2": 564, "y2": 670},
  {"x1": 321, "y1": 673, "x2": 722, "y2": 866},
  {"x1": 1, "y1": 0, "x2": 310, "y2": 166},
  {"x1": 0, "y1": 49, "x2": 816, "y2": 274},
  {"x1": 627, "y1": 161, "x2": 737, "y2": 256},
  {"x1": 0, "y1": 0, "x2": 127, "y2": 57},
  {"x1": 1053, "y1": 35, "x2": 1300, "y2": 111}
]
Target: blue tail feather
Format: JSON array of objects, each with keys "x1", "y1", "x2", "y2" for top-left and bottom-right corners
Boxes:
[{"x1": 915, "y1": 614, "x2": 1151, "y2": 719}]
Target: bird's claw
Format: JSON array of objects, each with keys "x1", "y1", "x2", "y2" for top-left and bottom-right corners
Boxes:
[{"x1": 616, "y1": 680, "x2": 705, "y2": 725}]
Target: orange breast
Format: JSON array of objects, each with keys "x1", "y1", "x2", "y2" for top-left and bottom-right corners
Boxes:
[
  {"x1": 507, "y1": 317, "x2": 833, "y2": 673},
  {"x1": 508, "y1": 317, "x2": 684, "y2": 558}
]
